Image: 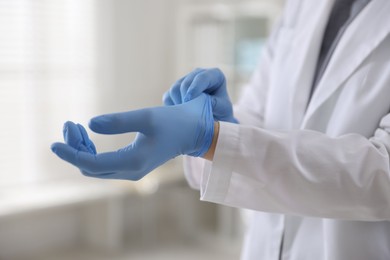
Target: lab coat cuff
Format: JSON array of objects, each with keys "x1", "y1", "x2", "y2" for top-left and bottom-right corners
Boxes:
[
  {"x1": 183, "y1": 156, "x2": 205, "y2": 190},
  {"x1": 200, "y1": 121, "x2": 240, "y2": 203}
]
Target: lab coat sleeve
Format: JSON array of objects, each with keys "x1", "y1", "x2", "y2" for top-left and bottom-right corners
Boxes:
[
  {"x1": 200, "y1": 114, "x2": 390, "y2": 221},
  {"x1": 182, "y1": 15, "x2": 284, "y2": 190},
  {"x1": 183, "y1": 155, "x2": 204, "y2": 190}
]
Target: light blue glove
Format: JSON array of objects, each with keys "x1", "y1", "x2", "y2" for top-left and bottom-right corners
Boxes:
[
  {"x1": 63, "y1": 121, "x2": 97, "y2": 154},
  {"x1": 51, "y1": 94, "x2": 214, "y2": 180},
  {"x1": 163, "y1": 68, "x2": 238, "y2": 123},
  {"x1": 60, "y1": 121, "x2": 99, "y2": 176}
]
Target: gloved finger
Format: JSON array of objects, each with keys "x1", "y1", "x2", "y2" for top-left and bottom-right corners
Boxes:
[
  {"x1": 179, "y1": 68, "x2": 206, "y2": 102},
  {"x1": 51, "y1": 142, "x2": 140, "y2": 175},
  {"x1": 77, "y1": 123, "x2": 97, "y2": 154},
  {"x1": 63, "y1": 121, "x2": 84, "y2": 149},
  {"x1": 63, "y1": 121, "x2": 97, "y2": 154},
  {"x1": 185, "y1": 68, "x2": 225, "y2": 101},
  {"x1": 51, "y1": 142, "x2": 91, "y2": 171},
  {"x1": 169, "y1": 85, "x2": 183, "y2": 105},
  {"x1": 89, "y1": 109, "x2": 151, "y2": 135},
  {"x1": 162, "y1": 91, "x2": 175, "y2": 106},
  {"x1": 208, "y1": 96, "x2": 238, "y2": 123},
  {"x1": 168, "y1": 73, "x2": 191, "y2": 105},
  {"x1": 167, "y1": 68, "x2": 205, "y2": 104}
]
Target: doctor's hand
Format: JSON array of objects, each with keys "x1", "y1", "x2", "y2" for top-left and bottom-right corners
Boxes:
[
  {"x1": 163, "y1": 68, "x2": 238, "y2": 123},
  {"x1": 51, "y1": 94, "x2": 214, "y2": 180}
]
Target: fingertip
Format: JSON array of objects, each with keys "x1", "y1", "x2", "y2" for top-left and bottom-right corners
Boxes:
[
  {"x1": 169, "y1": 87, "x2": 182, "y2": 105},
  {"x1": 77, "y1": 123, "x2": 89, "y2": 139},
  {"x1": 50, "y1": 142, "x2": 59, "y2": 153},
  {"x1": 76, "y1": 123, "x2": 85, "y2": 129},
  {"x1": 164, "y1": 97, "x2": 175, "y2": 106},
  {"x1": 50, "y1": 141, "x2": 63, "y2": 152},
  {"x1": 162, "y1": 92, "x2": 174, "y2": 106},
  {"x1": 50, "y1": 142, "x2": 70, "y2": 159},
  {"x1": 76, "y1": 123, "x2": 97, "y2": 154},
  {"x1": 62, "y1": 121, "x2": 71, "y2": 137},
  {"x1": 63, "y1": 121, "x2": 75, "y2": 132},
  {"x1": 89, "y1": 111, "x2": 146, "y2": 135},
  {"x1": 50, "y1": 142, "x2": 83, "y2": 167},
  {"x1": 88, "y1": 118, "x2": 94, "y2": 130},
  {"x1": 63, "y1": 121, "x2": 81, "y2": 142},
  {"x1": 88, "y1": 116, "x2": 103, "y2": 132}
]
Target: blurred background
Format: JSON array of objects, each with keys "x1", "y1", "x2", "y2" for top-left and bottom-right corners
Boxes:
[{"x1": 0, "y1": 0, "x2": 283, "y2": 259}]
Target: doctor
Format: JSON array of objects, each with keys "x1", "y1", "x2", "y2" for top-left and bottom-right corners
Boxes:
[{"x1": 51, "y1": 0, "x2": 390, "y2": 259}]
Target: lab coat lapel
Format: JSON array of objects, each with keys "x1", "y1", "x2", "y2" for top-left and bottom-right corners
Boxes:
[
  {"x1": 287, "y1": 0, "x2": 334, "y2": 128},
  {"x1": 303, "y1": 0, "x2": 390, "y2": 127},
  {"x1": 265, "y1": 0, "x2": 334, "y2": 129}
]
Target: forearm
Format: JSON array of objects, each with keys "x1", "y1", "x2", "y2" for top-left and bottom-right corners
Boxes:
[{"x1": 203, "y1": 121, "x2": 219, "y2": 161}]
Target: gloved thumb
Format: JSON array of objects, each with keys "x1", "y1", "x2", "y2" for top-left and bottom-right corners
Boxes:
[{"x1": 89, "y1": 109, "x2": 151, "y2": 135}]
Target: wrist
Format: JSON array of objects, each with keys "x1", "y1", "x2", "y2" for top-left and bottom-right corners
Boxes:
[{"x1": 203, "y1": 121, "x2": 219, "y2": 161}]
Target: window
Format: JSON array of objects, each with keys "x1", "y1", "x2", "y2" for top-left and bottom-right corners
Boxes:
[
  {"x1": 175, "y1": 1, "x2": 283, "y2": 101},
  {"x1": 0, "y1": 0, "x2": 97, "y2": 186}
]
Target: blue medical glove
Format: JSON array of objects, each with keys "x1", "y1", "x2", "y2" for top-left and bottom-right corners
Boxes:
[
  {"x1": 63, "y1": 121, "x2": 96, "y2": 154},
  {"x1": 61, "y1": 121, "x2": 98, "y2": 176},
  {"x1": 51, "y1": 94, "x2": 214, "y2": 181},
  {"x1": 163, "y1": 68, "x2": 238, "y2": 123}
]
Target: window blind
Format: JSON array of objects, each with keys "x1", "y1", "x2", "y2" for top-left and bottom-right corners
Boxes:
[{"x1": 0, "y1": 0, "x2": 97, "y2": 186}]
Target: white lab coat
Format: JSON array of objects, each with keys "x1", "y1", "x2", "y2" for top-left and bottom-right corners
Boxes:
[{"x1": 184, "y1": 0, "x2": 390, "y2": 259}]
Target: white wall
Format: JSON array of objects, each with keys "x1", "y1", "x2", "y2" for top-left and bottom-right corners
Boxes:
[
  {"x1": 92, "y1": 0, "x2": 180, "y2": 152},
  {"x1": 95, "y1": 0, "x2": 177, "y2": 112}
]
